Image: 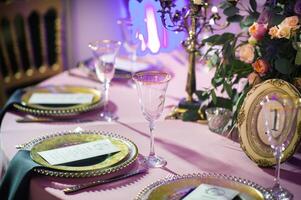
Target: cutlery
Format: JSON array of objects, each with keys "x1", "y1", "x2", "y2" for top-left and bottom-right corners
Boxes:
[
  {"x1": 16, "y1": 117, "x2": 96, "y2": 123},
  {"x1": 63, "y1": 167, "x2": 148, "y2": 194}
]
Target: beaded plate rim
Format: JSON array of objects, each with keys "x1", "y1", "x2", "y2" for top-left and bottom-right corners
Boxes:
[
  {"x1": 13, "y1": 85, "x2": 103, "y2": 117},
  {"x1": 135, "y1": 173, "x2": 275, "y2": 200},
  {"x1": 20, "y1": 130, "x2": 138, "y2": 178}
]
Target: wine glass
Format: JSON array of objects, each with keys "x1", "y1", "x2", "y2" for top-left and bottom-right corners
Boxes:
[
  {"x1": 117, "y1": 18, "x2": 140, "y2": 77},
  {"x1": 133, "y1": 71, "x2": 171, "y2": 168},
  {"x1": 88, "y1": 40, "x2": 121, "y2": 122},
  {"x1": 260, "y1": 93, "x2": 298, "y2": 200}
]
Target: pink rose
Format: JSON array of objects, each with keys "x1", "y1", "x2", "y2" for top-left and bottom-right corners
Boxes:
[
  {"x1": 248, "y1": 22, "x2": 267, "y2": 41},
  {"x1": 248, "y1": 72, "x2": 261, "y2": 85}
]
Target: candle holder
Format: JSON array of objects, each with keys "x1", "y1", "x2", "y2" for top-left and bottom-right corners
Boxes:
[{"x1": 152, "y1": 0, "x2": 227, "y2": 120}]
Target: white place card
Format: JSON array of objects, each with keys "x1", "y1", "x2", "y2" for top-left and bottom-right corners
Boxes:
[
  {"x1": 38, "y1": 139, "x2": 120, "y2": 165},
  {"x1": 28, "y1": 93, "x2": 94, "y2": 104},
  {"x1": 182, "y1": 184, "x2": 240, "y2": 200}
]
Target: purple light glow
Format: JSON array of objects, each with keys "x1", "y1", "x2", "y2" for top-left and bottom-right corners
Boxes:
[
  {"x1": 145, "y1": 5, "x2": 160, "y2": 53},
  {"x1": 129, "y1": 0, "x2": 185, "y2": 55}
]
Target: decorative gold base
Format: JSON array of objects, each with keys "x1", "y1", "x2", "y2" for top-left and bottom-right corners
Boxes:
[{"x1": 165, "y1": 98, "x2": 207, "y2": 124}]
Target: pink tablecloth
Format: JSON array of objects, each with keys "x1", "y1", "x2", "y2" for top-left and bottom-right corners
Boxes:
[{"x1": 1, "y1": 50, "x2": 301, "y2": 200}]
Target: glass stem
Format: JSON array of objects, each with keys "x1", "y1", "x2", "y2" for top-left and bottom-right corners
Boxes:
[
  {"x1": 130, "y1": 50, "x2": 137, "y2": 77},
  {"x1": 103, "y1": 81, "x2": 110, "y2": 114},
  {"x1": 273, "y1": 146, "x2": 282, "y2": 189},
  {"x1": 149, "y1": 120, "x2": 155, "y2": 157}
]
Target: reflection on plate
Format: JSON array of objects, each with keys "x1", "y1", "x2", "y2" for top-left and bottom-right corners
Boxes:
[
  {"x1": 22, "y1": 130, "x2": 138, "y2": 178},
  {"x1": 238, "y1": 79, "x2": 301, "y2": 167},
  {"x1": 135, "y1": 173, "x2": 274, "y2": 200},
  {"x1": 13, "y1": 85, "x2": 103, "y2": 117}
]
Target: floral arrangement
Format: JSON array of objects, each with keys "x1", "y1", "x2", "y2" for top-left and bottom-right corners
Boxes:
[{"x1": 198, "y1": 0, "x2": 301, "y2": 123}]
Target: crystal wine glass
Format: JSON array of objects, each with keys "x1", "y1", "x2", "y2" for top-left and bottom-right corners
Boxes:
[
  {"x1": 260, "y1": 93, "x2": 298, "y2": 200},
  {"x1": 117, "y1": 18, "x2": 140, "y2": 76},
  {"x1": 133, "y1": 71, "x2": 171, "y2": 168},
  {"x1": 88, "y1": 40, "x2": 121, "y2": 122}
]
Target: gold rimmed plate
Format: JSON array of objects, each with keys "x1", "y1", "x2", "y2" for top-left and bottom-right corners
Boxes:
[
  {"x1": 135, "y1": 173, "x2": 274, "y2": 200},
  {"x1": 13, "y1": 85, "x2": 103, "y2": 117},
  {"x1": 22, "y1": 130, "x2": 138, "y2": 178},
  {"x1": 237, "y1": 79, "x2": 301, "y2": 167}
]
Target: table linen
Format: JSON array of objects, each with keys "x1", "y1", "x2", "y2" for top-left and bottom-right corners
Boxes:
[{"x1": 0, "y1": 50, "x2": 300, "y2": 200}]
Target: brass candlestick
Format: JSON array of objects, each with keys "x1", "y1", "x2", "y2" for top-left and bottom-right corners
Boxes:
[{"x1": 185, "y1": 3, "x2": 199, "y2": 102}]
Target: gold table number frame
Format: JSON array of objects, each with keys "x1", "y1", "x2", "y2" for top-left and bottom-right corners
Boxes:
[{"x1": 238, "y1": 79, "x2": 301, "y2": 167}]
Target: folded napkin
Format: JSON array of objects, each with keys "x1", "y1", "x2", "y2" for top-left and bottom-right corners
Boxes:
[
  {"x1": 0, "y1": 89, "x2": 23, "y2": 127},
  {"x1": 0, "y1": 150, "x2": 40, "y2": 200}
]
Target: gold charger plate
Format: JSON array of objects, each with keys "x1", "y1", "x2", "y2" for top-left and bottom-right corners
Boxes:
[
  {"x1": 22, "y1": 130, "x2": 138, "y2": 178},
  {"x1": 13, "y1": 85, "x2": 102, "y2": 117},
  {"x1": 238, "y1": 79, "x2": 301, "y2": 167},
  {"x1": 135, "y1": 173, "x2": 274, "y2": 200}
]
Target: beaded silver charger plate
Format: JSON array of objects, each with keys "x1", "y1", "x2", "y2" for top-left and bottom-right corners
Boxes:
[
  {"x1": 135, "y1": 173, "x2": 274, "y2": 200},
  {"x1": 21, "y1": 130, "x2": 138, "y2": 178},
  {"x1": 13, "y1": 85, "x2": 103, "y2": 117}
]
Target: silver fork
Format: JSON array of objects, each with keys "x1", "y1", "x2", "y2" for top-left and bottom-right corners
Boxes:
[{"x1": 63, "y1": 166, "x2": 148, "y2": 194}]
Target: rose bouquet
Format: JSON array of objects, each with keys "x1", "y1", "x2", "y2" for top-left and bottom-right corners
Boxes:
[{"x1": 199, "y1": 0, "x2": 301, "y2": 123}]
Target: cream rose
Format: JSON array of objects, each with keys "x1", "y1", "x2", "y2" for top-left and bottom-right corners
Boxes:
[
  {"x1": 277, "y1": 26, "x2": 291, "y2": 39},
  {"x1": 281, "y1": 16, "x2": 299, "y2": 28},
  {"x1": 236, "y1": 44, "x2": 255, "y2": 64},
  {"x1": 268, "y1": 26, "x2": 278, "y2": 39}
]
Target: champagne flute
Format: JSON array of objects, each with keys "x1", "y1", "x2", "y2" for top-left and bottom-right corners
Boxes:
[
  {"x1": 88, "y1": 40, "x2": 121, "y2": 122},
  {"x1": 260, "y1": 93, "x2": 298, "y2": 200},
  {"x1": 133, "y1": 71, "x2": 171, "y2": 168}
]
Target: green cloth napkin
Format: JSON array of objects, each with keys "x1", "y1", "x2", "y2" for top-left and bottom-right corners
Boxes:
[
  {"x1": 0, "y1": 89, "x2": 23, "y2": 127},
  {"x1": 0, "y1": 150, "x2": 40, "y2": 200}
]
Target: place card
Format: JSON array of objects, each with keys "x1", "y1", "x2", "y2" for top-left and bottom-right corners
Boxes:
[
  {"x1": 182, "y1": 183, "x2": 240, "y2": 200},
  {"x1": 38, "y1": 139, "x2": 120, "y2": 165},
  {"x1": 28, "y1": 93, "x2": 94, "y2": 104}
]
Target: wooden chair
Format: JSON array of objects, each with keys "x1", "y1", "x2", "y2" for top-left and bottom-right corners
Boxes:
[{"x1": 0, "y1": 0, "x2": 65, "y2": 107}]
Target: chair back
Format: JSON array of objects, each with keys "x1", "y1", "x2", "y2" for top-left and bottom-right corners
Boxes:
[{"x1": 0, "y1": 0, "x2": 64, "y2": 107}]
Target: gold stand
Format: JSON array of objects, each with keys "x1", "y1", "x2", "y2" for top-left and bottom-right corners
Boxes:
[{"x1": 166, "y1": 3, "x2": 205, "y2": 121}]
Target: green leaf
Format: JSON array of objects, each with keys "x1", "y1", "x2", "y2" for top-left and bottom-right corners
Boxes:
[
  {"x1": 243, "y1": 15, "x2": 256, "y2": 26},
  {"x1": 270, "y1": 14, "x2": 285, "y2": 26},
  {"x1": 222, "y1": 41, "x2": 232, "y2": 58},
  {"x1": 249, "y1": 0, "x2": 257, "y2": 12},
  {"x1": 182, "y1": 110, "x2": 201, "y2": 121},
  {"x1": 275, "y1": 58, "x2": 293, "y2": 74},
  {"x1": 219, "y1": 33, "x2": 235, "y2": 43},
  {"x1": 203, "y1": 33, "x2": 235, "y2": 45},
  {"x1": 223, "y1": 82, "x2": 233, "y2": 97},
  {"x1": 232, "y1": 86, "x2": 251, "y2": 125},
  {"x1": 219, "y1": 1, "x2": 232, "y2": 9},
  {"x1": 211, "y1": 90, "x2": 217, "y2": 105},
  {"x1": 202, "y1": 35, "x2": 220, "y2": 44},
  {"x1": 223, "y1": 6, "x2": 239, "y2": 17},
  {"x1": 227, "y1": 15, "x2": 243, "y2": 22},
  {"x1": 216, "y1": 97, "x2": 233, "y2": 110},
  {"x1": 211, "y1": 53, "x2": 219, "y2": 66},
  {"x1": 215, "y1": 77, "x2": 224, "y2": 84},
  {"x1": 211, "y1": 76, "x2": 224, "y2": 87},
  {"x1": 195, "y1": 90, "x2": 209, "y2": 101},
  {"x1": 295, "y1": 50, "x2": 301, "y2": 65}
]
